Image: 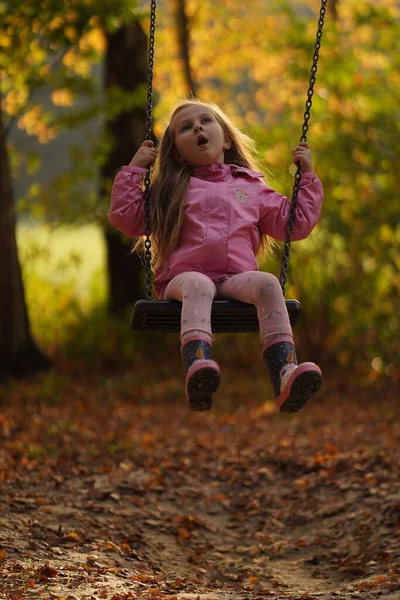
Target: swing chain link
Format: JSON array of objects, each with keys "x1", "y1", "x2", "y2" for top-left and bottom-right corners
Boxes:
[
  {"x1": 143, "y1": 0, "x2": 157, "y2": 301},
  {"x1": 279, "y1": 0, "x2": 327, "y2": 295}
]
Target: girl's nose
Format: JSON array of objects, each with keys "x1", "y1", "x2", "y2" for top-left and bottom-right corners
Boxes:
[{"x1": 194, "y1": 124, "x2": 203, "y2": 133}]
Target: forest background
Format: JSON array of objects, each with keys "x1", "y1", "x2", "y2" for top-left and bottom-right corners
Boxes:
[{"x1": 0, "y1": 0, "x2": 399, "y2": 385}]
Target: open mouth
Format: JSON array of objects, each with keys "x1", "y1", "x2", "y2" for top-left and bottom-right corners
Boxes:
[{"x1": 197, "y1": 136, "x2": 208, "y2": 147}]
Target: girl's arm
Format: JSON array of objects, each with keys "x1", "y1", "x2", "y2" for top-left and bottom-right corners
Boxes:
[
  {"x1": 108, "y1": 141, "x2": 157, "y2": 237},
  {"x1": 108, "y1": 165, "x2": 147, "y2": 237},
  {"x1": 258, "y1": 172, "x2": 324, "y2": 241}
]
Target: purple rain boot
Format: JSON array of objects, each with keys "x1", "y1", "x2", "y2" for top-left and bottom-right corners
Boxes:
[
  {"x1": 263, "y1": 342, "x2": 322, "y2": 412},
  {"x1": 181, "y1": 339, "x2": 220, "y2": 411}
]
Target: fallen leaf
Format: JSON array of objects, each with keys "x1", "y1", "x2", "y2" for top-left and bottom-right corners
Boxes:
[
  {"x1": 38, "y1": 564, "x2": 58, "y2": 578},
  {"x1": 178, "y1": 527, "x2": 191, "y2": 540}
]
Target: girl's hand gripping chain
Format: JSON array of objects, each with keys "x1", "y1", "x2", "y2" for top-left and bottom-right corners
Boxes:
[
  {"x1": 129, "y1": 140, "x2": 157, "y2": 168},
  {"x1": 292, "y1": 142, "x2": 313, "y2": 173}
]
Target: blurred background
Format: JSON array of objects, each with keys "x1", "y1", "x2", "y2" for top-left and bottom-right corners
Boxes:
[{"x1": 1, "y1": 0, "x2": 399, "y2": 387}]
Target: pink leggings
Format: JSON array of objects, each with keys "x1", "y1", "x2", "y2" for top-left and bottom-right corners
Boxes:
[{"x1": 163, "y1": 271, "x2": 293, "y2": 351}]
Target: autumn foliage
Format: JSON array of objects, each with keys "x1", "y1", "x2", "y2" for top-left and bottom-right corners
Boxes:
[{"x1": 0, "y1": 0, "x2": 398, "y2": 382}]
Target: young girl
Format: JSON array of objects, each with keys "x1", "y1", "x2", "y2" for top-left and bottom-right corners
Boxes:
[{"x1": 109, "y1": 99, "x2": 323, "y2": 413}]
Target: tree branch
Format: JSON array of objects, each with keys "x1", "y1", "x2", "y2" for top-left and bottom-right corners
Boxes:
[
  {"x1": 174, "y1": 0, "x2": 197, "y2": 96},
  {"x1": 3, "y1": 49, "x2": 67, "y2": 140}
]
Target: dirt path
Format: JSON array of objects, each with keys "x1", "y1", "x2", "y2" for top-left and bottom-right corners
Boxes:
[{"x1": 0, "y1": 366, "x2": 399, "y2": 600}]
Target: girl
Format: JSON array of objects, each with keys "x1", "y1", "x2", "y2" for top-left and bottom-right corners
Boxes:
[{"x1": 109, "y1": 99, "x2": 323, "y2": 413}]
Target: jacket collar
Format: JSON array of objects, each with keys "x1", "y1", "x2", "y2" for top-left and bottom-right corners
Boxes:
[{"x1": 192, "y1": 163, "x2": 264, "y2": 180}]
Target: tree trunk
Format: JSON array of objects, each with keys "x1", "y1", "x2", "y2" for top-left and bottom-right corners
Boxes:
[
  {"x1": 102, "y1": 21, "x2": 149, "y2": 313},
  {"x1": 0, "y1": 101, "x2": 50, "y2": 378},
  {"x1": 329, "y1": 0, "x2": 339, "y2": 20},
  {"x1": 174, "y1": 0, "x2": 196, "y2": 96}
]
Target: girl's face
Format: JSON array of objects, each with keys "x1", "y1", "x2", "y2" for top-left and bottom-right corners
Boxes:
[{"x1": 172, "y1": 105, "x2": 231, "y2": 166}]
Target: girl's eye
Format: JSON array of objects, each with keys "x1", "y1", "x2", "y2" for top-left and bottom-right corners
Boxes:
[
  {"x1": 202, "y1": 117, "x2": 212, "y2": 123},
  {"x1": 182, "y1": 124, "x2": 191, "y2": 131}
]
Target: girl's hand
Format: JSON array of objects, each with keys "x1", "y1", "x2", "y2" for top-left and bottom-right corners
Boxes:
[
  {"x1": 129, "y1": 140, "x2": 157, "y2": 168},
  {"x1": 292, "y1": 142, "x2": 313, "y2": 173}
]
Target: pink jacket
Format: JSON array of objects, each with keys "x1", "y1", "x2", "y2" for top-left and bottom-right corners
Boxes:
[{"x1": 109, "y1": 162, "x2": 323, "y2": 299}]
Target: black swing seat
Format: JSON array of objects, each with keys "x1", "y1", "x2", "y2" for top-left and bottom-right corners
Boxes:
[{"x1": 131, "y1": 299, "x2": 301, "y2": 333}]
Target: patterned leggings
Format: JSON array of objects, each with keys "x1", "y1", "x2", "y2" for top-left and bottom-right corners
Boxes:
[{"x1": 163, "y1": 271, "x2": 293, "y2": 350}]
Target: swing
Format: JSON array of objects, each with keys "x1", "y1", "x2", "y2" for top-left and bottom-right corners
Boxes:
[{"x1": 130, "y1": 0, "x2": 327, "y2": 333}]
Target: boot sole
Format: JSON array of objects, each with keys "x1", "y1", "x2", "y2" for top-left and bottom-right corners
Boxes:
[
  {"x1": 277, "y1": 364, "x2": 322, "y2": 413},
  {"x1": 186, "y1": 361, "x2": 220, "y2": 412}
]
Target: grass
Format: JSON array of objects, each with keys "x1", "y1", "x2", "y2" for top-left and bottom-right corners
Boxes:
[
  {"x1": 17, "y1": 222, "x2": 109, "y2": 352},
  {"x1": 17, "y1": 222, "x2": 107, "y2": 299}
]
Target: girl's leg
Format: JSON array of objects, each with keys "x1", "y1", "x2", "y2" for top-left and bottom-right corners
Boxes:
[
  {"x1": 216, "y1": 271, "x2": 293, "y2": 349},
  {"x1": 216, "y1": 272, "x2": 321, "y2": 412},
  {"x1": 164, "y1": 272, "x2": 220, "y2": 411}
]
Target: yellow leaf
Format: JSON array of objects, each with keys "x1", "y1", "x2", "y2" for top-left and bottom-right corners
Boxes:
[
  {"x1": 85, "y1": 28, "x2": 107, "y2": 53},
  {"x1": 51, "y1": 89, "x2": 74, "y2": 107},
  {"x1": 64, "y1": 26, "x2": 78, "y2": 43}
]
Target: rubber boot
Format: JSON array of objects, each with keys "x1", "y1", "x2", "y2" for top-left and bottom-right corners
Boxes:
[
  {"x1": 263, "y1": 342, "x2": 322, "y2": 413},
  {"x1": 181, "y1": 339, "x2": 220, "y2": 411}
]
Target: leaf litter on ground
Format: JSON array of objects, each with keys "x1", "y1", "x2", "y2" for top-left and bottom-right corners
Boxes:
[{"x1": 0, "y1": 362, "x2": 399, "y2": 600}]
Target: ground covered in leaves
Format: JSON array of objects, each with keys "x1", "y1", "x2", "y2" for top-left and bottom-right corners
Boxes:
[{"x1": 0, "y1": 355, "x2": 399, "y2": 600}]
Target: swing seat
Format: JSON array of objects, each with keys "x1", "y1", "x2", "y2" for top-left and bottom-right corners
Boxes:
[{"x1": 131, "y1": 299, "x2": 301, "y2": 333}]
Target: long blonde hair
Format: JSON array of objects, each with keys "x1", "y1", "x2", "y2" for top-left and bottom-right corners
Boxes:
[{"x1": 134, "y1": 98, "x2": 273, "y2": 269}]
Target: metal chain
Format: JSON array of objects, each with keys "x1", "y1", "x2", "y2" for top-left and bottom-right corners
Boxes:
[
  {"x1": 279, "y1": 0, "x2": 327, "y2": 295},
  {"x1": 143, "y1": 0, "x2": 157, "y2": 301}
]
